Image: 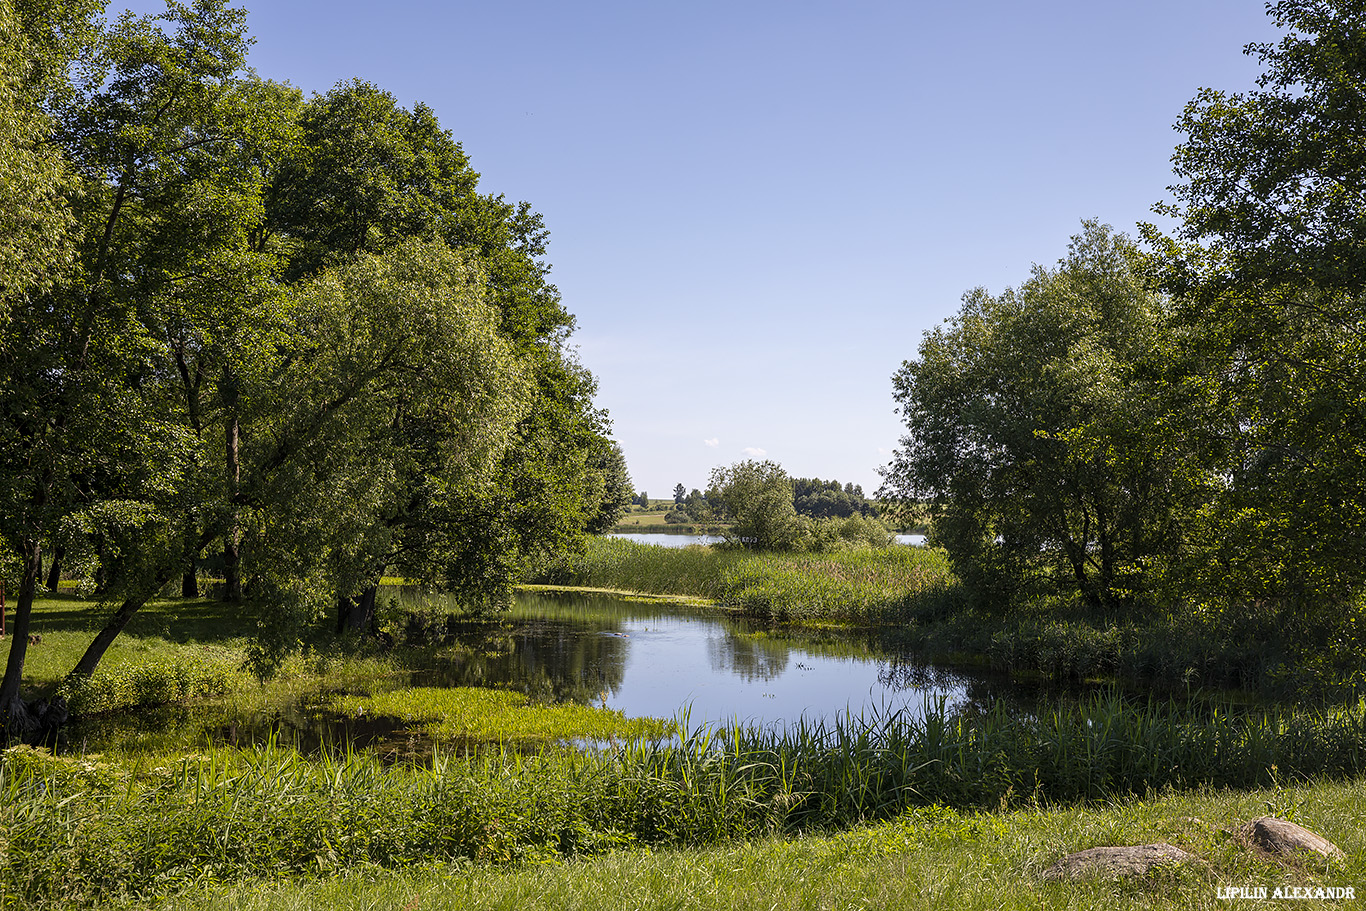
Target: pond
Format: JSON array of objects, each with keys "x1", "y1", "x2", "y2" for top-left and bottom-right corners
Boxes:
[
  {"x1": 405, "y1": 590, "x2": 1024, "y2": 729},
  {"x1": 607, "y1": 532, "x2": 725, "y2": 548},
  {"x1": 70, "y1": 589, "x2": 1030, "y2": 756}
]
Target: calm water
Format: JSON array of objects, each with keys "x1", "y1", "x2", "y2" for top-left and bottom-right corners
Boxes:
[
  {"x1": 71, "y1": 589, "x2": 1022, "y2": 755},
  {"x1": 607, "y1": 532, "x2": 926, "y2": 547},
  {"x1": 412, "y1": 590, "x2": 1015, "y2": 729},
  {"x1": 608, "y1": 532, "x2": 725, "y2": 548}
]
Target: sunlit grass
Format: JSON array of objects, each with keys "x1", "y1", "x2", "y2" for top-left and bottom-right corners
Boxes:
[
  {"x1": 328, "y1": 686, "x2": 671, "y2": 744},
  {"x1": 535, "y1": 537, "x2": 957, "y2": 622},
  {"x1": 34, "y1": 775, "x2": 1366, "y2": 911}
]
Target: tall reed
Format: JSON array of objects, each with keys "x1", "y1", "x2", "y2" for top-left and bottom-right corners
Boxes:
[{"x1": 535, "y1": 538, "x2": 957, "y2": 622}]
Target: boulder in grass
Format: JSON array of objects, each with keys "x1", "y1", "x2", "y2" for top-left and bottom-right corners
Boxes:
[
  {"x1": 1238, "y1": 817, "x2": 1343, "y2": 861},
  {"x1": 1042, "y1": 843, "x2": 1200, "y2": 880}
]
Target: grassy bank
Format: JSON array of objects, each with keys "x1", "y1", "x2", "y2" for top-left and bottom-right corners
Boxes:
[
  {"x1": 4, "y1": 588, "x2": 1366, "y2": 908},
  {"x1": 114, "y1": 776, "x2": 1366, "y2": 910},
  {"x1": 5, "y1": 718, "x2": 1364, "y2": 909},
  {"x1": 7, "y1": 594, "x2": 666, "y2": 757}
]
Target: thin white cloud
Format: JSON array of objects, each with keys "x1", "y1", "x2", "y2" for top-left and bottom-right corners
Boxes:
[
  {"x1": 742, "y1": 447, "x2": 767, "y2": 458},
  {"x1": 704, "y1": 438, "x2": 719, "y2": 448}
]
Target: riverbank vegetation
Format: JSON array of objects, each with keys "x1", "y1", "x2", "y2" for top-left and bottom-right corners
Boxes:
[
  {"x1": 3, "y1": 0, "x2": 1366, "y2": 908},
  {"x1": 539, "y1": 536, "x2": 1365, "y2": 697},
  {"x1": 879, "y1": 1, "x2": 1366, "y2": 644},
  {"x1": 535, "y1": 536, "x2": 957, "y2": 622},
  {"x1": 6, "y1": 683, "x2": 1366, "y2": 908},
  {"x1": 129, "y1": 776, "x2": 1366, "y2": 911}
]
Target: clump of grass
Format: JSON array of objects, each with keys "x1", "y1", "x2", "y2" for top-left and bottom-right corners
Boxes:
[
  {"x1": 57, "y1": 659, "x2": 237, "y2": 716},
  {"x1": 536, "y1": 537, "x2": 733, "y2": 598},
  {"x1": 147, "y1": 777, "x2": 1366, "y2": 911},
  {"x1": 327, "y1": 686, "x2": 671, "y2": 744},
  {"x1": 713, "y1": 548, "x2": 957, "y2": 622}
]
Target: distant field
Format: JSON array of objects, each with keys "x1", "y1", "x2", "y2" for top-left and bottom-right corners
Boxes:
[{"x1": 613, "y1": 511, "x2": 675, "y2": 528}]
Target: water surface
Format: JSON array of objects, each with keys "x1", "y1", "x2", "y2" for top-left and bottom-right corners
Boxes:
[{"x1": 415, "y1": 591, "x2": 1010, "y2": 729}]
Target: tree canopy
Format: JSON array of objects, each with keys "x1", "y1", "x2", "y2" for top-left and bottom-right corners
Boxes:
[
  {"x1": 880, "y1": 223, "x2": 1212, "y2": 610},
  {"x1": 0, "y1": 0, "x2": 630, "y2": 733}
]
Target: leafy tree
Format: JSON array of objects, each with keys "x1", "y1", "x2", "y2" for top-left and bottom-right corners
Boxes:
[
  {"x1": 673, "y1": 483, "x2": 686, "y2": 506},
  {"x1": 257, "y1": 79, "x2": 621, "y2": 630},
  {"x1": 792, "y1": 477, "x2": 875, "y2": 519},
  {"x1": 1157, "y1": 0, "x2": 1366, "y2": 296},
  {"x1": 709, "y1": 460, "x2": 801, "y2": 550},
  {"x1": 880, "y1": 223, "x2": 1215, "y2": 611},
  {"x1": 0, "y1": 0, "x2": 278, "y2": 732},
  {"x1": 683, "y1": 488, "x2": 714, "y2": 522},
  {"x1": 240, "y1": 240, "x2": 532, "y2": 658},
  {"x1": 1149, "y1": 0, "x2": 1366, "y2": 611},
  {"x1": 0, "y1": 0, "x2": 97, "y2": 322},
  {"x1": 584, "y1": 441, "x2": 633, "y2": 534}
]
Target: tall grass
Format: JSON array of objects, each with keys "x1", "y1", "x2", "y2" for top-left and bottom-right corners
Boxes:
[
  {"x1": 536, "y1": 538, "x2": 957, "y2": 622},
  {"x1": 7, "y1": 693, "x2": 1366, "y2": 908}
]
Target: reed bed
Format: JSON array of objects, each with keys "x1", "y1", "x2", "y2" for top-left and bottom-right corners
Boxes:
[
  {"x1": 6, "y1": 693, "x2": 1366, "y2": 908},
  {"x1": 536, "y1": 538, "x2": 956, "y2": 622}
]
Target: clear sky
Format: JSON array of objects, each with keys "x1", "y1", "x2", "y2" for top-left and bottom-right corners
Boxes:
[{"x1": 119, "y1": 0, "x2": 1285, "y2": 497}]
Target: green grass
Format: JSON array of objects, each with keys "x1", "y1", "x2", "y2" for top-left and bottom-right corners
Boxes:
[
  {"x1": 5, "y1": 589, "x2": 1366, "y2": 910},
  {"x1": 328, "y1": 686, "x2": 670, "y2": 744},
  {"x1": 536, "y1": 537, "x2": 957, "y2": 622},
  {"x1": 7, "y1": 692, "x2": 1366, "y2": 907},
  {"x1": 25, "y1": 775, "x2": 1366, "y2": 910}
]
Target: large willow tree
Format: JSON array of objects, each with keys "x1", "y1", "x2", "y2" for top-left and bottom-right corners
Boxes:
[
  {"x1": 0, "y1": 0, "x2": 627, "y2": 735},
  {"x1": 880, "y1": 223, "x2": 1216, "y2": 612}
]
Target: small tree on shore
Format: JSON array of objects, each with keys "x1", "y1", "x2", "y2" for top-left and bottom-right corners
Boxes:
[{"x1": 709, "y1": 460, "x2": 800, "y2": 550}]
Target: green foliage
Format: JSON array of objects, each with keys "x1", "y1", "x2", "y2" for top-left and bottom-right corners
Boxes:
[
  {"x1": 792, "y1": 477, "x2": 877, "y2": 519},
  {"x1": 57, "y1": 659, "x2": 234, "y2": 716},
  {"x1": 881, "y1": 222, "x2": 1214, "y2": 612},
  {"x1": 709, "y1": 460, "x2": 802, "y2": 551},
  {"x1": 1138, "y1": 1, "x2": 1366, "y2": 615},
  {"x1": 1160, "y1": 0, "x2": 1366, "y2": 295},
  {"x1": 536, "y1": 536, "x2": 956, "y2": 623},
  {"x1": 5, "y1": 695, "x2": 1366, "y2": 907},
  {"x1": 91, "y1": 777, "x2": 1366, "y2": 911},
  {"x1": 0, "y1": 2, "x2": 632, "y2": 701},
  {"x1": 583, "y1": 440, "x2": 634, "y2": 535},
  {"x1": 0, "y1": 0, "x2": 97, "y2": 319}
]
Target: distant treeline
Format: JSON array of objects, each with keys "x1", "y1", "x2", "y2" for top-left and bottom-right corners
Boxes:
[{"x1": 656, "y1": 477, "x2": 877, "y2": 524}]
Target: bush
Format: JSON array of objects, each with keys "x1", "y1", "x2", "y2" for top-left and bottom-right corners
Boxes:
[{"x1": 57, "y1": 660, "x2": 234, "y2": 716}]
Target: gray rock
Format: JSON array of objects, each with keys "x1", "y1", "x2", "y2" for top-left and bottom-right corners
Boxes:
[
  {"x1": 1042, "y1": 843, "x2": 1199, "y2": 880},
  {"x1": 1239, "y1": 817, "x2": 1343, "y2": 860}
]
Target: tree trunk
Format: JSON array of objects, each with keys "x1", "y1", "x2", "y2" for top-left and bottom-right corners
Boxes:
[
  {"x1": 45, "y1": 545, "x2": 63, "y2": 592},
  {"x1": 337, "y1": 584, "x2": 379, "y2": 635},
  {"x1": 181, "y1": 571, "x2": 199, "y2": 599},
  {"x1": 68, "y1": 575, "x2": 172, "y2": 679},
  {"x1": 222, "y1": 407, "x2": 242, "y2": 602},
  {"x1": 0, "y1": 540, "x2": 42, "y2": 738}
]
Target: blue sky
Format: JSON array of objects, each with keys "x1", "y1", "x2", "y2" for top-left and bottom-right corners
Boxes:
[{"x1": 122, "y1": 0, "x2": 1284, "y2": 496}]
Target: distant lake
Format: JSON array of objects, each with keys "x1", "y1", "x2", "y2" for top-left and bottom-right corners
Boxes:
[
  {"x1": 609, "y1": 532, "x2": 724, "y2": 548},
  {"x1": 608, "y1": 532, "x2": 926, "y2": 548}
]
